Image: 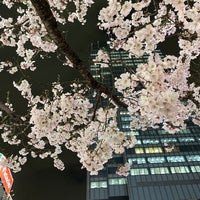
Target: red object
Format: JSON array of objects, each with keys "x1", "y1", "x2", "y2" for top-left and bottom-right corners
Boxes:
[{"x1": 0, "y1": 167, "x2": 13, "y2": 194}]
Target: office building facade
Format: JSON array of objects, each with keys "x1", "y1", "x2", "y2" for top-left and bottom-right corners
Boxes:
[{"x1": 87, "y1": 45, "x2": 200, "y2": 200}]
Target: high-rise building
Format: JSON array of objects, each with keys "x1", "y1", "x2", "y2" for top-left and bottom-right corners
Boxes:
[{"x1": 87, "y1": 44, "x2": 200, "y2": 200}]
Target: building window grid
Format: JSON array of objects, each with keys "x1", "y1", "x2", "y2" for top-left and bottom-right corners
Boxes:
[
  {"x1": 90, "y1": 181, "x2": 108, "y2": 189},
  {"x1": 108, "y1": 178, "x2": 127, "y2": 185},
  {"x1": 129, "y1": 165, "x2": 199, "y2": 176},
  {"x1": 150, "y1": 167, "x2": 170, "y2": 174},
  {"x1": 128, "y1": 154, "x2": 200, "y2": 167},
  {"x1": 89, "y1": 48, "x2": 200, "y2": 199},
  {"x1": 190, "y1": 165, "x2": 200, "y2": 173}
]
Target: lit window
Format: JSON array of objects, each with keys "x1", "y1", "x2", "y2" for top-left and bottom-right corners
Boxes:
[
  {"x1": 128, "y1": 157, "x2": 146, "y2": 165},
  {"x1": 90, "y1": 181, "x2": 107, "y2": 188},
  {"x1": 190, "y1": 166, "x2": 200, "y2": 173},
  {"x1": 143, "y1": 139, "x2": 159, "y2": 144},
  {"x1": 150, "y1": 167, "x2": 169, "y2": 174},
  {"x1": 130, "y1": 168, "x2": 149, "y2": 175},
  {"x1": 178, "y1": 137, "x2": 195, "y2": 143},
  {"x1": 178, "y1": 129, "x2": 191, "y2": 134},
  {"x1": 145, "y1": 147, "x2": 163, "y2": 153},
  {"x1": 122, "y1": 124, "x2": 130, "y2": 129},
  {"x1": 133, "y1": 131, "x2": 139, "y2": 136},
  {"x1": 124, "y1": 131, "x2": 131, "y2": 136},
  {"x1": 108, "y1": 178, "x2": 127, "y2": 185},
  {"x1": 147, "y1": 157, "x2": 165, "y2": 164},
  {"x1": 186, "y1": 155, "x2": 200, "y2": 162},
  {"x1": 170, "y1": 166, "x2": 190, "y2": 174},
  {"x1": 119, "y1": 110, "x2": 129, "y2": 115},
  {"x1": 121, "y1": 116, "x2": 132, "y2": 121},
  {"x1": 166, "y1": 156, "x2": 185, "y2": 163},
  {"x1": 136, "y1": 139, "x2": 142, "y2": 145},
  {"x1": 93, "y1": 74, "x2": 100, "y2": 78},
  {"x1": 135, "y1": 148, "x2": 144, "y2": 154},
  {"x1": 161, "y1": 138, "x2": 177, "y2": 143},
  {"x1": 158, "y1": 130, "x2": 167, "y2": 134}
]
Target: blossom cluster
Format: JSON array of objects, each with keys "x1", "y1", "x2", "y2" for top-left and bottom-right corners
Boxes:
[
  {"x1": 0, "y1": 0, "x2": 94, "y2": 73},
  {"x1": 115, "y1": 53, "x2": 200, "y2": 133},
  {"x1": 116, "y1": 162, "x2": 131, "y2": 177},
  {"x1": 0, "y1": 81, "x2": 136, "y2": 173}
]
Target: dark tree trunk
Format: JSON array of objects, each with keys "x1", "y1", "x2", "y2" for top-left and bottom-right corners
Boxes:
[{"x1": 30, "y1": 0, "x2": 127, "y2": 108}]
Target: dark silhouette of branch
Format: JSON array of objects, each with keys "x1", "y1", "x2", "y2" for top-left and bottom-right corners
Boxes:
[
  {"x1": 30, "y1": 0, "x2": 127, "y2": 108},
  {"x1": 0, "y1": 101, "x2": 14, "y2": 117}
]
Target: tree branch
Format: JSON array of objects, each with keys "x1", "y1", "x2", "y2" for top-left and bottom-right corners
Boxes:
[
  {"x1": 30, "y1": 0, "x2": 127, "y2": 108},
  {"x1": 0, "y1": 101, "x2": 13, "y2": 117}
]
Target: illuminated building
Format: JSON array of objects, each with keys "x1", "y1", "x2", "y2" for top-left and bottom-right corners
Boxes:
[{"x1": 87, "y1": 44, "x2": 200, "y2": 200}]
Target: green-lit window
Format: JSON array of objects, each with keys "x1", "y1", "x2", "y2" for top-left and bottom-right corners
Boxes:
[
  {"x1": 135, "y1": 148, "x2": 144, "y2": 154},
  {"x1": 119, "y1": 110, "x2": 129, "y2": 115},
  {"x1": 161, "y1": 138, "x2": 177, "y2": 143},
  {"x1": 150, "y1": 167, "x2": 169, "y2": 174},
  {"x1": 145, "y1": 147, "x2": 163, "y2": 153},
  {"x1": 90, "y1": 181, "x2": 107, "y2": 188},
  {"x1": 122, "y1": 124, "x2": 130, "y2": 129},
  {"x1": 136, "y1": 139, "x2": 142, "y2": 145},
  {"x1": 186, "y1": 155, "x2": 200, "y2": 162},
  {"x1": 128, "y1": 157, "x2": 146, "y2": 165},
  {"x1": 108, "y1": 178, "x2": 127, "y2": 185},
  {"x1": 147, "y1": 157, "x2": 165, "y2": 163},
  {"x1": 158, "y1": 130, "x2": 167, "y2": 134},
  {"x1": 121, "y1": 116, "x2": 132, "y2": 121},
  {"x1": 178, "y1": 137, "x2": 195, "y2": 143},
  {"x1": 133, "y1": 131, "x2": 139, "y2": 136},
  {"x1": 143, "y1": 139, "x2": 159, "y2": 144},
  {"x1": 93, "y1": 74, "x2": 101, "y2": 78},
  {"x1": 130, "y1": 168, "x2": 149, "y2": 175},
  {"x1": 190, "y1": 166, "x2": 200, "y2": 173},
  {"x1": 178, "y1": 129, "x2": 191, "y2": 134},
  {"x1": 124, "y1": 131, "x2": 131, "y2": 136},
  {"x1": 170, "y1": 166, "x2": 190, "y2": 174},
  {"x1": 166, "y1": 156, "x2": 185, "y2": 163}
]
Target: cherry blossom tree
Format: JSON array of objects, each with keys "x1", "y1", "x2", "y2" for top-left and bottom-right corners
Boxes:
[{"x1": 0, "y1": 0, "x2": 199, "y2": 176}]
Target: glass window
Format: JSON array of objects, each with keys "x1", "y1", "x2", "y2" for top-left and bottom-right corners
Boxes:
[
  {"x1": 190, "y1": 166, "x2": 200, "y2": 173},
  {"x1": 133, "y1": 131, "x2": 139, "y2": 136},
  {"x1": 145, "y1": 147, "x2": 163, "y2": 153},
  {"x1": 135, "y1": 148, "x2": 144, "y2": 154},
  {"x1": 158, "y1": 130, "x2": 168, "y2": 134},
  {"x1": 119, "y1": 110, "x2": 129, "y2": 115},
  {"x1": 147, "y1": 157, "x2": 165, "y2": 164},
  {"x1": 130, "y1": 168, "x2": 149, "y2": 175},
  {"x1": 122, "y1": 124, "x2": 130, "y2": 129},
  {"x1": 166, "y1": 156, "x2": 185, "y2": 163},
  {"x1": 93, "y1": 74, "x2": 100, "y2": 78},
  {"x1": 90, "y1": 181, "x2": 107, "y2": 188},
  {"x1": 186, "y1": 155, "x2": 200, "y2": 162},
  {"x1": 161, "y1": 138, "x2": 177, "y2": 143},
  {"x1": 170, "y1": 166, "x2": 190, "y2": 174},
  {"x1": 108, "y1": 178, "x2": 127, "y2": 185},
  {"x1": 143, "y1": 139, "x2": 159, "y2": 144},
  {"x1": 121, "y1": 116, "x2": 132, "y2": 121},
  {"x1": 178, "y1": 129, "x2": 191, "y2": 134},
  {"x1": 135, "y1": 139, "x2": 142, "y2": 145},
  {"x1": 150, "y1": 167, "x2": 169, "y2": 174},
  {"x1": 178, "y1": 137, "x2": 195, "y2": 143},
  {"x1": 128, "y1": 157, "x2": 146, "y2": 165}
]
